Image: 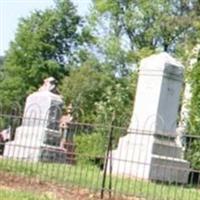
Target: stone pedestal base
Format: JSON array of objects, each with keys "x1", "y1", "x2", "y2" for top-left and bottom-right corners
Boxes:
[
  {"x1": 108, "y1": 133, "x2": 190, "y2": 184},
  {"x1": 3, "y1": 126, "x2": 66, "y2": 163},
  {"x1": 3, "y1": 142, "x2": 66, "y2": 163}
]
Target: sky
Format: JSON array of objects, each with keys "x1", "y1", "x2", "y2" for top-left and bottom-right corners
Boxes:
[{"x1": 0, "y1": 0, "x2": 91, "y2": 56}]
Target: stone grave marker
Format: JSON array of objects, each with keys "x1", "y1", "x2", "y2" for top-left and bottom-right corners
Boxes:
[
  {"x1": 108, "y1": 53, "x2": 190, "y2": 183},
  {"x1": 3, "y1": 77, "x2": 66, "y2": 162}
]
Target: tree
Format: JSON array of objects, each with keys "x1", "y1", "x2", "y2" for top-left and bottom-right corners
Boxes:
[
  {"x1": 0, "y1": 56, "x2": 4, "y2": 67},
  {"x1": 60, "y1": 59, "x2": 136, "y2": 126},
  {"x1": 89, "y1": 0, "x2": 200, "y2": 75},
  {"x1": 0, "y1": 0, "x2": 85, "y2": 110},
  {"x1": 60, "y1": 61, "x2": 114, "y2": 122},
  {"x1": 0, "y1": 56, "x2": 4, "y2": 81},
  {"x1": 186, "y1": 47, "x2": 200, "y2": 171}
]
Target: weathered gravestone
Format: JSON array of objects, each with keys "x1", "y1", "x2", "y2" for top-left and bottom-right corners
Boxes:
[
  {"x1": 109, "y1": 53, "x2": 190, "y2": 183},
  {"x1": 3, "y1": 77, "x2": 66, "y2": 162}
]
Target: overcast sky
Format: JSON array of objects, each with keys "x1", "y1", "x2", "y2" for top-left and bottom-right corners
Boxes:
[{"x1": 0, "y1": 0, "x2": 91, "y2": 56}]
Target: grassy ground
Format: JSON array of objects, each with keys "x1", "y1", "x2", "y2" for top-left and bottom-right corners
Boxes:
[
  {"x1": 0, "y1": 188, "x2": 55, "y2": 200},
  {"x1": 0, "y1": 158, "x2": 199, "y2": 200}
]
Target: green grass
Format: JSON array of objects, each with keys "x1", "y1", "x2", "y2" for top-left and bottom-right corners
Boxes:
[
  {"x1": 0, "y1": 188, "x2": 55, "y2": 200},
  {"x1": 0, "y1": 158, "x2": 199, "y2": 200}
]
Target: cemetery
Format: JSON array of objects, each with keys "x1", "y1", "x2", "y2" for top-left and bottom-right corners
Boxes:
[
  {"x1": 0, "y1": 52, "x2": 200, "y2": 200},
  {"x1": 1, "y1": 1, "x2": 200, "y2": 200}
]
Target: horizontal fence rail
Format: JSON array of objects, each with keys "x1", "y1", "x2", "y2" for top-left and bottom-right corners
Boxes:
[{"x1": 0, "y1": 114, "x2": 200, "y2": 200}]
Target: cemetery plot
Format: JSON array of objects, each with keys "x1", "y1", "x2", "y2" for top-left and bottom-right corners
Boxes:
[{"x1": 0, "y1": 54, "x2": 200, "y2": 199}]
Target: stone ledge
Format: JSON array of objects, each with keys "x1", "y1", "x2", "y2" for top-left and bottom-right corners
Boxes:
[
  {"x1": 152, "y1": 141, "x2": 183, "y2": 158},
  {"x1": 150, "y1": 155, "x2": 190, "y2": 183}
]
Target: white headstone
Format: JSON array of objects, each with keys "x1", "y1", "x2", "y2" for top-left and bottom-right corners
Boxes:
[
  {"x1": 22, "y1": 91, "x2": 62, "y2": 129},
  {"x1": 108, "y1": 53, "x2": 190, "y2": 183},
  {"x1": 3, "y1": 82, "x2": 66, "y2": 162},
  {"x1": 129, "y1": 52, "x2": 184, "y2": 134}
]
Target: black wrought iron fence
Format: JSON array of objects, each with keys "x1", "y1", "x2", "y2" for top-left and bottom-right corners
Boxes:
[{"x1": 0, "y1": 113, "x2": 200, "y2": 200}]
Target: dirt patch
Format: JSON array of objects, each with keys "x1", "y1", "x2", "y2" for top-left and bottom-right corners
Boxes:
[{"x1": 0, "y1": 172, "x2": 143, "y2": 200}]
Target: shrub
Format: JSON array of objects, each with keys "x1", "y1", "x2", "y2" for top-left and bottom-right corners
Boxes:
[
  {"x1": 185, "y1": 139, "x2": 200, "y2": 170},
  {"x1": 74, "y1": 132, "x2": 107, "y2": 168}
]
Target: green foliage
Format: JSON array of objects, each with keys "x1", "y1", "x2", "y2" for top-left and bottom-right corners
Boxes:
[
  {"x1": 93, "y1": 0, "x2": 198, "y2": 50},
  {"x1": 90, "y1": 0, "x2": 200, "y2": 77},
  {"x1": 187, "y1": 57, "x2": 200, "y2": 170},
  {"x1": 0, "y1": 0, "x2": 84, "y2": 111},
  {"x1": 0, "y1": 56, "x2": 4, "y2": 67},
  {"x1": 95, "y1": 73, "x2": 137, "y2": 127},
  {"x1": 0, "y1": 56, "x2": 4, "y2": 85},
  {"x1": 60, "y1": 64, "x2": 113, "y2": 122},
  {"x1": 60, "y1": 63, "x2": 136, "y2": 126},
  {"x1": 74, "y1": 132, "x2": 107, "y2": 166},
  {"x1": 188, "y1": 61, "x2": 200, "y2": 135},
  {"x1": 185, "y1": 139, "x2": 200, "y2": 170}
]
